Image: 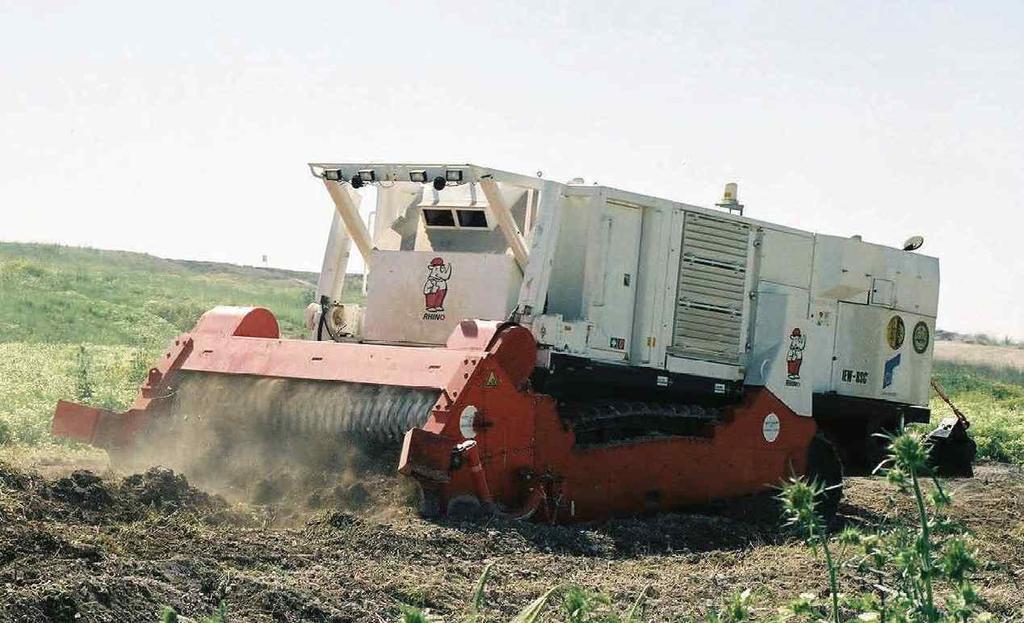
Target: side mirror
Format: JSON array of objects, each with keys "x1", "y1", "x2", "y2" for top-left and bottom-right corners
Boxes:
[{"x1": 903, "y1": 235, "x2": 924, "y2": 251}]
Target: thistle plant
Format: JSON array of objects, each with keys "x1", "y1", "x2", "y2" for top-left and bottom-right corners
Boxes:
[
  {"x1": 874, "y1": 431, "x2": 975, "y2": 622},
  {"x1": 778, "y1": 477, "x2": 841, "y2": 623},
  {"x1": 777, "y1": 430, "x2": 989, "y2": 623}
]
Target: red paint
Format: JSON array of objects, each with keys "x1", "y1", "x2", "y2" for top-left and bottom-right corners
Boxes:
[
  {"x1": 52, "y1": 307, "x2": 819, "y2": 523},
  {"x1": 408, "y1": 334, "x2": 816, "y2": 522},
  {"x1": 193, "y1": 306, "x2": 280, "y2": 338},
  {"x1": 461, "y1": 441, "x2": 494, "y2": 505},
  {"x1": 52, "y1": 401, "x2": 105, "y2": 443},
  {"x1": 424, "y1": 290, "x2": 447, "y2": 310}
]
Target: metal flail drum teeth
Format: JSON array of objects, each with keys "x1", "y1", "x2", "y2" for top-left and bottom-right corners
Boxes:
[{"x1": 163, "y1": 373, "x2": 440, "y2": 441}]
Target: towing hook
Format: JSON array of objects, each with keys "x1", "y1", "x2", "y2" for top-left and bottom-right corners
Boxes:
[
  {"x1": 450, "y1": 439, "x2": 493, "y2": 505},
  {"x1": 927, "y1": 378, "x2": 976, "y2": 478},
  {"x1": 930, "y1": 378, "x2": 971, "y2": 429},
  {"x1": 449, "y1": 439, "x2": 476, "y2": 469},
  {"x1": 451, "y1": 438, "x2": 476, "y2": 455}
]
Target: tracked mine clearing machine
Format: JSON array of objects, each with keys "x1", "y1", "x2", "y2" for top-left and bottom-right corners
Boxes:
[{"x1": 53, "y1": 163, "x2": 971, "y2": 522}]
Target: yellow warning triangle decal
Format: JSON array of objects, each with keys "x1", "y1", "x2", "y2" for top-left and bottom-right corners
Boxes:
[{"x1": 484, "y1": 371, "x2": 499, "y2": 388}]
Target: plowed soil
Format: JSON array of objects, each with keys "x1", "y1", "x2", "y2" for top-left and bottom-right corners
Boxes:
[{"x1": 1, "y1": 461, "x2": 1022, "y2": 622}]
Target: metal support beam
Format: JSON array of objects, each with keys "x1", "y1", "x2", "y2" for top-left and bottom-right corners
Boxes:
[
  {"x1": 323, "y1": 179, "x2": 374, "y2": 266},
  {"x1": 514, "y1": 181, "x2": 563, "y2": 321},
  {"x1": 478, "y1": 178, "x2": 529, "y2": 270},
  {"x1": 316, "y1": 211, "x2": 352, "y2": 304}
]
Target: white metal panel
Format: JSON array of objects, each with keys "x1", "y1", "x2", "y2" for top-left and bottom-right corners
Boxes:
[
  {"x1": 746, "y1": 281, "x2": 813, "y2": 416},
  {"x1": 545, "y1": 196, "x2": 590, "y2": 321},
  {"x1": 808, "y1": 234, "x2": 939, "y2": 404},
  {"x1": 758, "y1": 228, "x2": 813, "y2": 289},
  {"x1": 630, "y1": 204, "x2": 674, "y2": 366},
  {"x1": 583, "y1": 200, "x2": 642, "y2": 359},
  {"x1": 363, "y1": 250, "x2": 521, "y2": 345},
  {"x1": 870, "y1": 278, "x2": 895, "y2": 307},
  {"x1": 811, "y1": 235, "x2": 939, "y2": 316},
  {"x1": 655, "y1": 209, "x2": 686, "y2": 367},
  {"x1": 374, "y1": 183, "x2": 422, "y2": 251},
  {"x1": 831, "y1": 304, "x2": 934, "y2": 406},
  {"x1": 669, "y1": 212, "x2": 753, "y2": 365},
  {"x1": 531, "y1": 314, "x2": 593, "y2": 355},
  {"x1": 806, "y1": 298, "x2": 840, "y2": 393}
]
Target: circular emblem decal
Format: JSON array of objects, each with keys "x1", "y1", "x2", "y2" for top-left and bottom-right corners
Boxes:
[
  {"x1": 459, "y1": 406, "x2": 478, "y2": 439},
  {"x1": 912, "y1": 321, "x2": 930, "y2": 354},
  {"x1": 762, "y1": 413, "x2": 780, "y2": 443},
  {"x1": 886, "y1": 315, "x2": 905, "y2": 350}
]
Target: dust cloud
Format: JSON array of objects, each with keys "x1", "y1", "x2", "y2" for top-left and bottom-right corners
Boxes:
[{"x1": 119, "y1": 372, "x2": 432, "y2": 519}]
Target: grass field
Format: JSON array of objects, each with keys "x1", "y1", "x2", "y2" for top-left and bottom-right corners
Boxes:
[
  {"x1": 931, "y1": 361, "x2": 1024, "y2": 464},
  {"x1": 0, "y1": 241, "x2": 361, "y2": 448},
  {"x1": 0, "y1": 241, "x2": 1021, "y2": 465},
  {"x1": 929, "y1": 342, "x2": 1024, "y2": 463},
  {"x1": 0, "y1": 241, "x2": 366, "y2": 345}
]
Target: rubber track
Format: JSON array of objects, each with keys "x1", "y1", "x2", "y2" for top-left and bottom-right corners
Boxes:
[{"x1": 564, "y1": 401, "x2": 722, "y2": 445}]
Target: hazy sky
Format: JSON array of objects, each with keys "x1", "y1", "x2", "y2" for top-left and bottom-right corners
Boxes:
[{"x1": 2, "y1": 1, "x2": 1022, "y2": 338}]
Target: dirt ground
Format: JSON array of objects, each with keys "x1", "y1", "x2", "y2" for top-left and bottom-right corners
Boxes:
[{"x1": 1, "y1": 460, "x2": 1022, "y2": 623}]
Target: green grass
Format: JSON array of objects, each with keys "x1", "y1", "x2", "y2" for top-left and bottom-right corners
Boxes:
[
  {"x1": 0, "y1": 342, "x2": 144, "y2": 445},
  {"x1": 0, "y1": 241, "x2": 363, "y2": 346},
  {"x1": 931, "y1": 361, "x2": 1024, "y2": 464},
  {"x1": 0, "y1": 241, "x2": 362, "y2": 447}
]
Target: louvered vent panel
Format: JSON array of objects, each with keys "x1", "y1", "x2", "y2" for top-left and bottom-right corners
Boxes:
[{"x1": 670, "y1": 212, "x2": 751, "y2": 364}]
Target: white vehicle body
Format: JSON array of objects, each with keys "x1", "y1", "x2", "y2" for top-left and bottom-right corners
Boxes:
[{"x1": 307, "y1": 163, "x2": 939, "y2": 421}]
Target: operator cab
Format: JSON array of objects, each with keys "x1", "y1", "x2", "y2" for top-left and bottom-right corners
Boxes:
[{"x1": 309, "y1": 170, "x2": 535, "y2": 345}]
